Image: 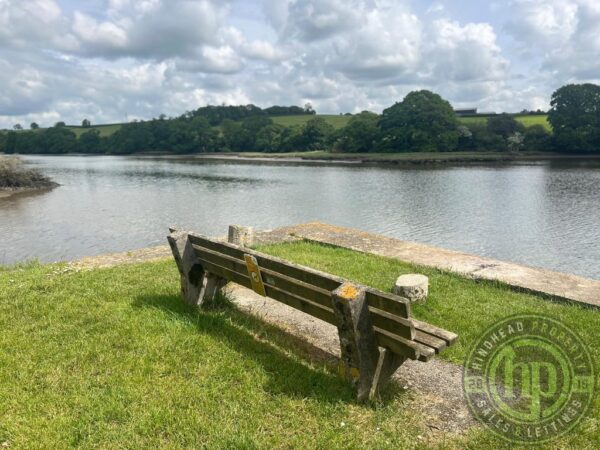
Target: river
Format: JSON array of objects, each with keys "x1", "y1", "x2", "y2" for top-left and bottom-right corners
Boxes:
[{"x1": 1, "y1": 155, "x2": 599, "y2": 280}]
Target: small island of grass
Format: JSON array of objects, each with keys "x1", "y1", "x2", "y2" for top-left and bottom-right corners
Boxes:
[{"x1": 0, "y1": 156, "x2": 58, "y2": 198}]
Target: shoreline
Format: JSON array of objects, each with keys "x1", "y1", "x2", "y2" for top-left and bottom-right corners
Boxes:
[
  {"x1": 0, "y1": 184, "x2": 58, "y2": 200},
  {"x1": 133, "y1": 151, "x2": 600, "y2": 167},
  {"x1": 14, "y1": 151, "x2": 600, "y2": 167}
]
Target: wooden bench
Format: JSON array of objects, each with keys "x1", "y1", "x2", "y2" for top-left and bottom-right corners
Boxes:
[{"x1": 167, "y1": 229, "x2": 458, "y2": 401}]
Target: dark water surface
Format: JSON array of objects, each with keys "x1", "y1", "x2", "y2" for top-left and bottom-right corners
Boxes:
[{"x1": 1, "y1": 155, "x2": 599, "y2": 280}]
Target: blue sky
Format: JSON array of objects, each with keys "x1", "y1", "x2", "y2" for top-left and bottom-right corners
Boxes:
[{"x1": 1, "y1": 0, "x2": 599, "y2": 128}]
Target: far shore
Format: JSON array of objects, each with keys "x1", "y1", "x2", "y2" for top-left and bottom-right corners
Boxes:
[{"x1": 132, "y1": 150, "x2": 600, "y2": 166}]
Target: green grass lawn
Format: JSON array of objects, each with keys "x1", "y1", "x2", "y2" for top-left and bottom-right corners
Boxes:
[{"x1": 0, "y1": 242, "x2": 597, "y2": 448}]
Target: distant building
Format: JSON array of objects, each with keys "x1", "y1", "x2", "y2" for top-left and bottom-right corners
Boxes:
[{"x1": 454, "y1": 108, "x2": 478, "y2": 116}]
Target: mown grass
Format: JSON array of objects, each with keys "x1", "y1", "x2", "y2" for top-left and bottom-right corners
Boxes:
[{"x1": 1, "y1": 243, "x2": 597, "y2": 449}]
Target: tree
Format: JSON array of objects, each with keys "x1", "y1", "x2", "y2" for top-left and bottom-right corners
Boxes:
[
  {"x1": 82, "y1": 119, "x2": 91, "y2": 128},
  {"x1": 298, "y1": 117, "x2": 334, "y2": 151},
  {"x1": 13, "y1": 124, "x2": 23, "y2": 130},
  {"x1": 548, "y1": 83, "x2": 600, "y2": 152},
  {"x1": 379, "y1": 90, "x2": 459, "y2": 152},
  {"x1": 55, "y1": 121, "x2": 66, "y2": 128},
  {"x1": 30, "y1": 122, "x2": 39, "y2": 130},
  {"x1": 487, "y1": 114, "x2": 524, "y2": 139},
  {"x1": 523, "y1": 125, "x2": 552, "y2": 151},
  {"x1": 79, "y1": 129, "x2": 102, "y2": 153},
  {"x1": 255, "y1": 124, "x2": 286, "y2": 152},
  {"x1": 335, "y1": 112, "x2": 380, "y2": 152}
]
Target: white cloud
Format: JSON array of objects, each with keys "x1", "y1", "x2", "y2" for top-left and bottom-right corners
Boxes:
[{"x1": 1, "y1": 0, "x2": 599, "y2": 128}]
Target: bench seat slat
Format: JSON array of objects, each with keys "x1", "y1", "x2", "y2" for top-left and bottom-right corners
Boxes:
[
  {"x1": 414, "y1": 330, "x2": 447, "y2": 353},
  {"x1": 373, "y1": 327, "x2": 435, "y2": 362},
  {"x1": 412, "y1": 319, "x2": 459, "y2": 345}
]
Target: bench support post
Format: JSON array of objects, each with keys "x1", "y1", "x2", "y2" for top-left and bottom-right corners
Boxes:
[
  {"x1": 168, "y1": 230, "x2": 226, "y2": 306},
  {"x1": 331, "y1": 282, "x2": 380, "y2": 402},
  {"x1": 369, "y1": 347, "x2": 406, "y2": 400}
]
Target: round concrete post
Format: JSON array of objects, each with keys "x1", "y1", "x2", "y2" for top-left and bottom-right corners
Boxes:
[{"x1": 393, "y1": 274, "x2": 429, "y2": 302}]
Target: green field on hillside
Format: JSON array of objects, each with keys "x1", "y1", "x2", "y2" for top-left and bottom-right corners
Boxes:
[
  {"x1": 271, "y1": 114, "x2": 352, "y2": 129},
  {"x1": 65, "y1": 124, "x2": 122, "y2": 137},
  {"x1": 459, "y1": 114, "x2": 551, "y2": 130}
]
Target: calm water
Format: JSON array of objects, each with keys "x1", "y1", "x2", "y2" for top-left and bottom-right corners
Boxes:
[{"x1": 1, "y1": 155, "x2": 599, "y2": 280}]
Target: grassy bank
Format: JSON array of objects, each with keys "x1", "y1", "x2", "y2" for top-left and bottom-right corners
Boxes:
[
  {"x1": 0, "y1": 243, "x2": 597, "y2": 448},
  {"x1": 0, "y1": 156, "x2": 57, "y2": 190}
]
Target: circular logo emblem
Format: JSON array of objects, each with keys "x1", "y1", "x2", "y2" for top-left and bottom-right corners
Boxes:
[{"x1": 463, "y1": 314, "x2": 594, "y2": 443}]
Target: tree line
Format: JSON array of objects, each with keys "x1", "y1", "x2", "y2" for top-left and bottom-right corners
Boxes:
[{"x1": 1, "y1": 84, "x2": 598, "y2": 155}]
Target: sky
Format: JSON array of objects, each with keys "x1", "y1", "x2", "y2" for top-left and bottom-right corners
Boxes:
[{"x1": 1, "y1": 0, "x2": 599, "y2": 128}]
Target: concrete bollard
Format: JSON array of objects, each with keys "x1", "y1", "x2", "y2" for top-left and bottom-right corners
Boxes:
[
  {"x1": 393, "y1": 274, "x2": 429, "y2": 302},
  {"x1": 228, "y1": 225, "x2": 255, "y2": 247}
]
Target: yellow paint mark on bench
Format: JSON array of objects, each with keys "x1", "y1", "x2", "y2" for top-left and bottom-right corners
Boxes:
[{"x1": 338, "y1": 283, "x2": 360, "y2": 300}]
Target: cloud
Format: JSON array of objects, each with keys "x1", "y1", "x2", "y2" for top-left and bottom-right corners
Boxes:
[
  {"x1": 1, "y1": 0, "x2": 599, "y2": 128},
  {"x1": 71, "y1": 0, "x2": 227, "y2": 59},
  {"x1": 507, "y1": 0, "x2": 600, "y2": 81}
]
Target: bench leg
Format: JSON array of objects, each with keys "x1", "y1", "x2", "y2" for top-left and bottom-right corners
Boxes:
[
  {"x1": 369, "y1": 347, "x2": 406, "y2": 400},
  {"x1": 331, "y1": 282, "x2": 380, "y2": 402},
  {"x1": 168, "y1": 231, "x2": 225, "y2": 306}
]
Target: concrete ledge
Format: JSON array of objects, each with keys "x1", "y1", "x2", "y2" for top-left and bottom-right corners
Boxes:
[{"x1": 256, "y1": 222, "x2": 600, "y2": 309}]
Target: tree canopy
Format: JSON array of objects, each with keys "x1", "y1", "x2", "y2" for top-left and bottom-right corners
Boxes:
[
  {"x1": 379, "y1": 90, "x2": 459, "y2": 152},
  {"x1": 548, "y1": 83, "x2": 600, "y2": 152}
]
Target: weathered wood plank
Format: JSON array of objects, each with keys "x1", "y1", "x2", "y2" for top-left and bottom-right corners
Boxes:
[
  {"x1": 365, "y1": 290, "x2": 411, "y2": 319},
  {"x1": 193, "y1": 244, "x2": 333, "y2": 307},
  {"x1": 412, "y1": 319, "x2": 459, "y2": 345},
  {"x1": 414, "y1": 330, "x2": 447, "y2": 353},
  {"x1": 367, "y1": 306, "x2": 415, "y2": 340},
  {"x1": 189, "y1": 233, "x2": 344, "y2": 291},
  {"x1": 196, "y1": 257, "x2": 338, "y2": 325}
]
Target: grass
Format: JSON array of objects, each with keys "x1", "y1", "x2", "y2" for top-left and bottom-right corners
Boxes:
[
  {"x1": 0, "y1": 243, "x2": 597, "y2": 448},
  {"x1": 65, "y1": 124, "x2": 123, "y2": 138},
  {"x1": 271, "y1": 114, "x2": 352, "y2": 129},
  {"x1": 459, "y1": 114, "x2": 551, "y2": 131}
]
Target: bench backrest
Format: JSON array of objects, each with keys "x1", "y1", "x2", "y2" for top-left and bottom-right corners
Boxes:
[{"x1": 179, "y1": 232, "x2": 457, "y2": 362}]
